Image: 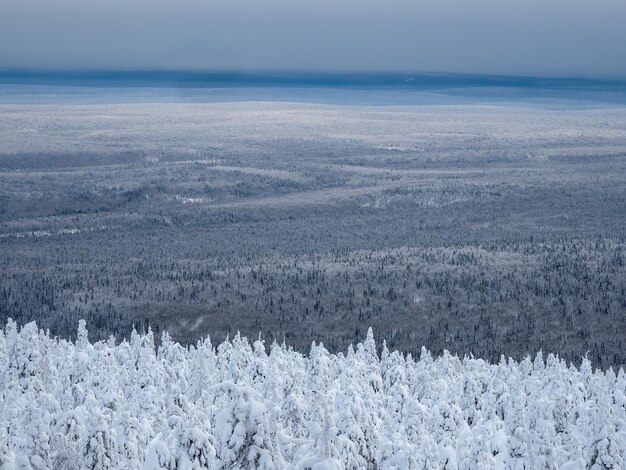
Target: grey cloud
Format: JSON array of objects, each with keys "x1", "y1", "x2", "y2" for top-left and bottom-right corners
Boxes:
[{"x1": 1, "y1": 0, "x2": 625, "y2": 77}]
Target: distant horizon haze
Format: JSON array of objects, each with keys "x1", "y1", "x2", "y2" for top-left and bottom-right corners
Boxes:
[
  {"x1": 1, "y1": 68, "x2": 626, "y2": 82},
  {"x1": 2, "y1": 69, "x2": 626, "y2": 106},
  {"x1": 1, "y1": 0, "x2": 625, "y2": 79}
]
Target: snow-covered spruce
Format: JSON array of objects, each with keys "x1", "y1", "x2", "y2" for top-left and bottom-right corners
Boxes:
[{"x1": 0, "y1": 320, "x2": 624, "y2": 470}]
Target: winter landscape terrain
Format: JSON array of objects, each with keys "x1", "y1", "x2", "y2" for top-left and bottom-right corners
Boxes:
[
  {"x1": 0, "y1": 73, "x2": 625, "y2": 468},
  {"x1": 1, "y1": 74, "x2": 625, "y2": 368}
]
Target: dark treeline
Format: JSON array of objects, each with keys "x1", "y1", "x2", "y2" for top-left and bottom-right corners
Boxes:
[{"x1": 2, "y1": 236, "x2": 624, "y2": 369}]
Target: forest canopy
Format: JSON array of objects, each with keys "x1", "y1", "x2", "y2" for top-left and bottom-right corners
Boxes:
[{"x1": 0, "y1": 321, "x2": 624, "y2": 469}]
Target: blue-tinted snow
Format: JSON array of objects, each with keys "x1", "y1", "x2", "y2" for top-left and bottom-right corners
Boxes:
[{"x1": 0, "y1": 71, "x2": 625, "y2": 107}]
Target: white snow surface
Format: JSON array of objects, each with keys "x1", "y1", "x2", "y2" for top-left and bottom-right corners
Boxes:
[{"x1": 0, "y1": 320, "x2": 624, "y2": 469}]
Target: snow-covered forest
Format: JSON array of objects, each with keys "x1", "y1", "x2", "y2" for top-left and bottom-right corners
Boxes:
[
  {"x1": 0, "y1": 321, "x2": 624, "y2": 469},
  {"x1": 2, "y1": 102, "x2": 626, "y2": 369}
]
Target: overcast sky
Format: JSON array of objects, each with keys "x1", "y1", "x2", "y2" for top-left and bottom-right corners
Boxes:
[{"x1": 1, "y1": 0, "x2": 626, "y2": 78}]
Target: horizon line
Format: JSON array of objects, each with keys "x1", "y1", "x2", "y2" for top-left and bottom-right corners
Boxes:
[{"x1": 1, "y1": 68, "x2": 626, "y2": 84}]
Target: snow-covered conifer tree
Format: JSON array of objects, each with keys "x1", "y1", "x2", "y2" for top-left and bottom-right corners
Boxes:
[{"x1": 0, "y1": 321, "x2": 624, "y2": 469}]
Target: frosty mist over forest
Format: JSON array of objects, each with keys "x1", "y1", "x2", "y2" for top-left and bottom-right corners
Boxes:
[{"x1": 1, "y1": 321, "x2": 625, "y2": 469}]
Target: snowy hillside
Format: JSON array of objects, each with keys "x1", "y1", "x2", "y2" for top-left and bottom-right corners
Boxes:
[{"x1": 0, "y1": 320, "x2": 624, "y2": 469}]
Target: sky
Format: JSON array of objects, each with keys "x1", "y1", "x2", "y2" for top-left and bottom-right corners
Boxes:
[{"x1": 1, "y1": 0, "x2": 626, "y2": 78}]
